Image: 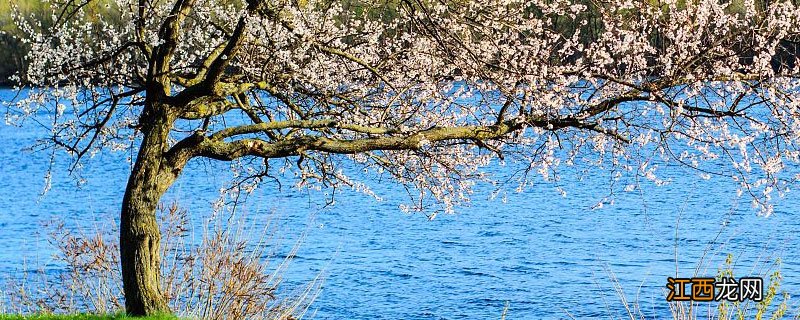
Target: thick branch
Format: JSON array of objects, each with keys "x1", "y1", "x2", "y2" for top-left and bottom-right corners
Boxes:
[
  {"x1": 152, "y1": 0, "x2": 199, "y2": 82},
  {"x1": 209, "y1": 119, "x2": 397, "y2": 139},
  {"x1": 179, "y1": 97, "x2": 237, "y2": 120},
  {"x1": 189, "y1": 116, "x2": 617, "y2": 161}
]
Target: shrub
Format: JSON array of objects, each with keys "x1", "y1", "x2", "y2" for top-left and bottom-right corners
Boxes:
[{"x1": 1, "y1": 202, "x2": 322, "y2": 319}]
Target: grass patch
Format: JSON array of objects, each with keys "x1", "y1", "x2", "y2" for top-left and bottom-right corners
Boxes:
[{"x1": 0, "y1": 314, "x2": 178, "y2": 320}]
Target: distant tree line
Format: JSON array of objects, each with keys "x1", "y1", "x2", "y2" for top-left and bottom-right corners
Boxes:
[
  {"x1": 0, "y1": 0, "x2": 44, "y2": 86},
  {"x1": 1, "y1": 0, "x2": 798, "y2": 86}
]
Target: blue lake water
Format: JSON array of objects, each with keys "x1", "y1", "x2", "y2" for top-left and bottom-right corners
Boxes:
[{"x1": 2, "y1": 88, "x2": 800, "y2": 319}]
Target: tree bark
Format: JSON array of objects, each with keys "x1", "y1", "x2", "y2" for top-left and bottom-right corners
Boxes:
[{"x1": 120, "y1": 107, "x2": 179, "y2": 316}]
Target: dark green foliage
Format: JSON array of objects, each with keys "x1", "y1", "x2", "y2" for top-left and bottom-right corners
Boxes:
[{"x1": 0, "y1": 0, "x2": 794, "y2": 86}]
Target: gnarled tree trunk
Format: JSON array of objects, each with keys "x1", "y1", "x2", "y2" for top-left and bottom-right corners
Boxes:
[{"x1": 120, "y1": 107, "x2": 180, "y2": 316}]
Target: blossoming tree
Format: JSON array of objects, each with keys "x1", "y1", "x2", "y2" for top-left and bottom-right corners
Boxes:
[{"x1": 8, "y1": 0, "x2": 800, "y2": 315}]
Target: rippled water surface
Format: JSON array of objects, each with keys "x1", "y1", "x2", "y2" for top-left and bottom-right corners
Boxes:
[{"x1": 2, "y1": 89, "x2": 800, "y2": 319}]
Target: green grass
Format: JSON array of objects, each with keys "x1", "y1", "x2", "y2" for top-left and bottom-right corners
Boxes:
[{"x1": 0, "y1": 314, "x2": 178, "y2": 320}]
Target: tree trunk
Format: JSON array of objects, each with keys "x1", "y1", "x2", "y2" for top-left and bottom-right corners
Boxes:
[{"x1": 120, "y1": 107, "x2": 179, "y2": 316}]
